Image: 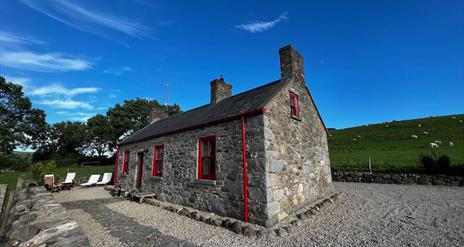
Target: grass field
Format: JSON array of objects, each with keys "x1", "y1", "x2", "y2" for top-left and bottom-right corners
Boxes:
[
  {"x1": 0, "y1": 165, "x2": 114, "y2": 190},
  {"x1": 328, "y1": 114, "x2": 464, "y2": 173}
]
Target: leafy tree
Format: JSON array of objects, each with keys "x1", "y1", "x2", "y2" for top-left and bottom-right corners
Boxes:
[
  {"x1": 84, "y1": 114, "x2": 113, "y2": 159},
  {"x1": 50, "y1": 121, "x2": 88, "y2": 155},
  {"x1": 107, "y1": 98, "x2": 180, "y2": 147},
  {"x1": 0, "y1": 76, "x2": 47, "y2": 154}
]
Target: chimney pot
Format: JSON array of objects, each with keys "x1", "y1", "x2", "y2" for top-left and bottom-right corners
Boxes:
[{"x1": 149, "y1": 107, "x2": 168, "y2": 124}]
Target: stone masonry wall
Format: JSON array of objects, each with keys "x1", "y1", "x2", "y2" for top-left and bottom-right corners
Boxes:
[
  {"x1": 1, "y1": 181, "x2": 90, "y2": 246},
  {"x1": 262, "y1": 76, "x2": 334, "y2": 226},
  {"x1": 117, "y1": 115, "x2": 268, "y2": 225}
]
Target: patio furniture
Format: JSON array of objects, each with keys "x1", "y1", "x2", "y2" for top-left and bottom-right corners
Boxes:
[
  {"x1": 60, "y1": 172, "x2": 76, "y2": 190},
  {"x1": 80, "y1": 175, "x2": 100, "y2": 187},
  {"x1": 96, "y1": 173, "x2": 113, "y2": 185},
  {"x1": 44, "y1": 174, "x2": 61, "y2": 192}
]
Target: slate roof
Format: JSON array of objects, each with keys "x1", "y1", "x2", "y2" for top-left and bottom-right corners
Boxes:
[{"x1": 119, "y1": 79, "x2": 286, "y2": 145}]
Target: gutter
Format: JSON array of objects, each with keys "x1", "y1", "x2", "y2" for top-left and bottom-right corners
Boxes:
[{"x1": 241, "y1": 114, "x2": 249, "y2": 222}]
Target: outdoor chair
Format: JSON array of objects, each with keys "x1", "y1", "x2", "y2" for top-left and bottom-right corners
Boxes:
[
  {"x1": 80, "y1": 174, "x2": 100, "y2": 187},
  {"x1": 60, "y1": 172, "x2": 76, "y2": 190},
  {"x1": 44, "y1": 174, "x2": 61, "y2": 192},
  {"x1": 96, "y1": 173, "x2": 113, "y2": 185}
]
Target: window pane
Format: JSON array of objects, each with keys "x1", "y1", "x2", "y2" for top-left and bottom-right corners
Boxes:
[
  {"x1": 156, "y1": 147, "x2": 163, "y2": 160},
  {"x1": 202, "y1": 158, "x2": 210, "y2": 176},
  {"x1": 202, "y1": 140, "x2": 212, "y2": 156}
]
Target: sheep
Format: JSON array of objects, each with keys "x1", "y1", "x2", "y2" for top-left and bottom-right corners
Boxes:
[
  {"x1": 353, "y1": 138, "x2": 357, "y2": 141},
  {"x1": 418, "y1": 124, "x2": 422, "y2": 127},
  {"x1": 423, "y1": 131, "x2": 429, "y2": 135},
  {"x1": 357, "y1": 135, "x2": 361, "y2": 138},
  {"x1": 452, "y1": 116, "x2": 457, "y2": 119},
  {"x1": 434, "y1": 140, "x2": 442, "y2": 145},
  {"x1": 411, "y1": 135, "x2": 418, "y2": 139},
  {"x1": 385, "y1": 125, "x2": 390, "y2": 128},
  {"x1": 430, "y1": 143, "x2": 439, "y2": 148},
  {"x1": 450, "y1": 142, "x2": 454, "y2": 147}
]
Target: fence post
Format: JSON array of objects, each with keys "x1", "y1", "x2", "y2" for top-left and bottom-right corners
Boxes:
[{"x1": 368, "y1": 156, "x2": 372, "y2": 173}]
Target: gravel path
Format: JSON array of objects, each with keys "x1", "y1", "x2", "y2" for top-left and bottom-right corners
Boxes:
[{"x1": 54, "y1": 183, "x2": 464, "y2": 247}]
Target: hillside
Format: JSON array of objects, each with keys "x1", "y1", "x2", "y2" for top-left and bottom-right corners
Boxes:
[{"x1": 328, "y1": 114, "x2": 464, "y2": 172}]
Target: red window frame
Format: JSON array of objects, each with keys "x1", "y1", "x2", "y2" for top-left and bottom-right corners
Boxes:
[
  {"x1": 198, "y1": 136, "x2": 216, "y2": 180},
  {"x1": 152, "y1": 145, "x2": 164, "y2": 177},
  {"x1": 123, "y1": 151, "x2": 130, "y2": 175},
  {"x1": 289, "y1": 92, "x2": 299, "y2": 117}
]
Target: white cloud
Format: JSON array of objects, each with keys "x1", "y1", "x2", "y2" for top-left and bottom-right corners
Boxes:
[
  {"x1": 103, "y1": 66, "x2": 132, "y2": 76},
  {"x1": 39, "y1": 99, "x2": 93, "y2": 110},
  {"x1": 236, "y1": 12, "x2": 288, "y2": 33},
  {"x1": 31, "y1": 85, "x2": 100, "y2": 97},
  {"x1": 4, "y1": 76, "x2": 31, "y2": 86},
  {"x1": 0, "y1": 51, "x2": 92, "y2": 72},
  {"x1": 19, "y1": 0, "x2": 150, "y2": 39},
  {"x1": 0, "y1": 31, "x2": 46, "y2": 45}
]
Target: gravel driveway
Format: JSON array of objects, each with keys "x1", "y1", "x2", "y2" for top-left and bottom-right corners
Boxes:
[{"x1": 54, "y1": 183, "x2": 464, "y2": 247}]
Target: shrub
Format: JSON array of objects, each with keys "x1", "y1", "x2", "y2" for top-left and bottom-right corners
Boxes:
[
  {"x1": 418, "y1": 153, "x2": 451, "y2": 174},
  {"x1": 31, "y1": 160, "x2": 57, "y2": 185},
  {"x1": 449, "y1": 163, "x2": 464, "y2": 177}
]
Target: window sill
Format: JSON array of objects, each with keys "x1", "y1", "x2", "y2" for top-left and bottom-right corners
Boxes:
[
  {"x1": 194, "y1": 179, "x2": 217, "y2": 185},
  {"x1": 291, "y1": 115, "x2": 302, "y2": 121}
]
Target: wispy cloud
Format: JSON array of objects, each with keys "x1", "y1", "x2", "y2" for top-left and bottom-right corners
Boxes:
[
  {"x1": 4, "y1": 76, "x2": 31, "y2": 86},
  {"x1": 0, "y1": 51, "x2": 92, "y2": 72},
  {"x1": 236, "y1": 12, "x2": 288, "y2": 33},
  {"x1": 103, "y1": 66, "x2": 132, "y2": 76},
  {"x1": 31, "y1": 85, "x2": 100, "y2": 97},
  {"x1": 39, "y1": 99, "x2": 93, "y2": 110},
  {"x1": 56, "y1": 111, "x2": 96, "y2": 122},
  {"x1": 0, "y1": 31, "x2": 46, "y2": 45},
  {"x1": 19, "y1": 0, "x2": 150, "y2": 39}
]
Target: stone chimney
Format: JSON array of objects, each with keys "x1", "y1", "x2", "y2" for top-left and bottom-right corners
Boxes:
[
  {"x1": 210, "y1": 76, "x2": 232, "y2": 104},
  {"x1": 279, "y1": 45, "x2": 305, "y2": 83},
  {"x1": 149, "y1": 107, "x2": 168, "y2": 124}
]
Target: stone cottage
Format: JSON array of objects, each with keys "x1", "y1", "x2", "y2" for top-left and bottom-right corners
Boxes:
[{"x1": 115, "y1": 45, "x2": 333, "y2": 226}]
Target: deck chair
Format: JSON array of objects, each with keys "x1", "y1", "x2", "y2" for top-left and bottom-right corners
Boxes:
[
  {"x1": 44, "y1": 174, "x2": 54, "y2": 190},
  {"x1": 80, "y1": 174, "x2": 100, "y2": 187},
  {"x1": 60, "y1": 172, "x2": 76, "y2": 190},
  {"x1": 96, "y1": 173, "x2": 113, "y2": 185}
]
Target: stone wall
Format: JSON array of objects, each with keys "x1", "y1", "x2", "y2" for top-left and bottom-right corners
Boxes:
[
  {"x1": 333, "y1": 171, "x2": 464, "y2": 186},
  {"x1": 0, "y1": 184, "x2": 6, "y2": 217},
  {"x1": 117, "y1": 115, "x2": 268, "y2": 225},
  {"x1": 0, "y1": 181, "x2": 90, "y2": 246},
  {"x1": 262, "y1": 77, "x2": 334, "y2": 226}
]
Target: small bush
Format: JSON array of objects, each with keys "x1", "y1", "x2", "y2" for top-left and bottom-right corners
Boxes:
[
  {"x1": 449, "y1": 163, "x2": 464, "y2": 177},
  {"x1": 31, "y1": 160, "x2": 57, "y2": 185},
  {"x1": 418, "y1": 153, "x2": 451, "y2": 174}
]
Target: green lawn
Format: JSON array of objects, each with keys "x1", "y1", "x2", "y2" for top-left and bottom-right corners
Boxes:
[
  {"x1": 329, "y1": 114, "x2": 464, "y2": 173},
  {"x1": 0, "y1": 165, "x2": 114, "y2": 190}
]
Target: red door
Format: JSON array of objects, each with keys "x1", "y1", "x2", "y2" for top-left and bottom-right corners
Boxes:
[{"x1": 136, "y1": 153, "x2": 144, "y2": 189}]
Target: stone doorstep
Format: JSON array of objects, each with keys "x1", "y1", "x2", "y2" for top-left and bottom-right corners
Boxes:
[{"x1": 128, "y1": 191, "x2": 341, "y2": 240}]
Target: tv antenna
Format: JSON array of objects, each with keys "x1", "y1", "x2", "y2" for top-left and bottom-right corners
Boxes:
[{"x1": 163, "y1": 83, "x2": 169, "y2": 106}]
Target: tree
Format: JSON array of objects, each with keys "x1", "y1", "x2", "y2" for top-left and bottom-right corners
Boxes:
[
  {"x1": 107, "y1": 98, "x2": 180, "y2": 147},
  {"x1": 84, "y1": 114, "x2": 113, "y2": 159},
  {"x1": 0, "y1": 76, "x2": 47, "y2": 154},
  {"x1": 49, "y1": 121, "x2": 88, "y2": 156}
]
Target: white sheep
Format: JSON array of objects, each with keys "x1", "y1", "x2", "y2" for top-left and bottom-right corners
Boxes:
[
  {"x1": 430, "y1": 143, "x2": 439, "y2": 148},
  {"x1": 385, "y1": 125, "x2": 390, "y2": 128},
  {"x1": 411, "y1": 135, "x2": 418, "y2": 139},
  {"x1": 353, "y1": 138, "x2": 357, "y2": 141},
  {"x1": 423, "y1": 131, "x2": 429, "y2": 135},
  {"x1": 450, "y1": 142, "x2": 454, "y2": 147},
  {"x1": 357, "y1": 135, "x2": 361, "y2": 138},
  {"x1": 434, "y1": 140, "x2": 442, "y2": 144},
  {"x1": 451, "y1": 116, "x2": 456, "y2": 119},
  {"x1": 418, "y1": 124, "x2": 422, "y2": 127}
]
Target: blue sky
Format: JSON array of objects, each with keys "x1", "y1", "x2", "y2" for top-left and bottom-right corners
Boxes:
[{"x1": 0, "y1": 0, "x2": 462, "y2": 129}]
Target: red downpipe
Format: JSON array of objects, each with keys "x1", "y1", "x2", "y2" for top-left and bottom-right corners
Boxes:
[
  {"x1": 241, "y1": 115, "x2": 249, "y2": 222},
  {"x1": 113, "y1": 146, "x2": 120, "y2": 186}
]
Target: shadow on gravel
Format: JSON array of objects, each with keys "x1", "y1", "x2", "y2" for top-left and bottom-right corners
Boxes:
[{"x1": 62, "y1": 198, "x2": 196, "y2": 247}]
